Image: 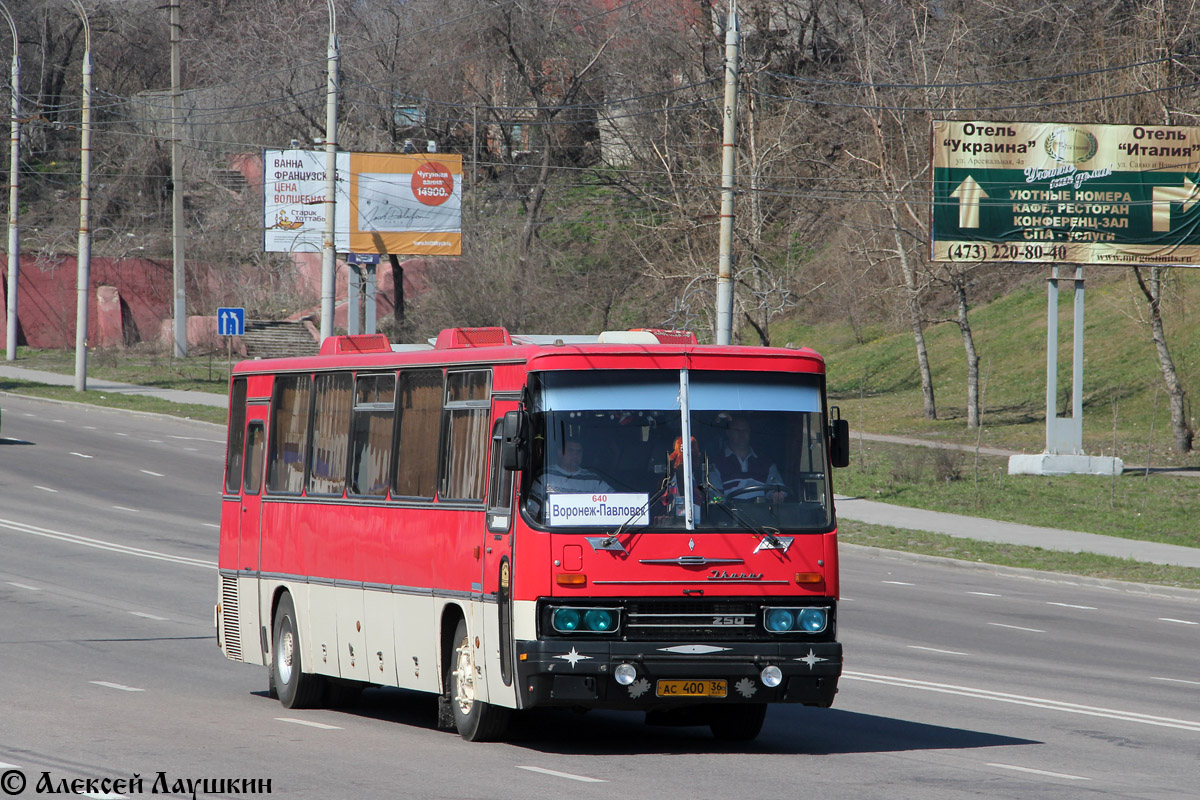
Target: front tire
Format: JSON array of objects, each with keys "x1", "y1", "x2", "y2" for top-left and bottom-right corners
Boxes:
[
  {"x1": 448, "y1": 618, "x2": 510, "y2": 741},
  {"x1": 273, "y1": 593, "x2": 326, "y2": 709}
]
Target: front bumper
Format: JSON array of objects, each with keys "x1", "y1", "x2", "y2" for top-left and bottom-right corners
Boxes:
[{"x1": 513, "y1": 639, "x2": 841, "y2": 710}]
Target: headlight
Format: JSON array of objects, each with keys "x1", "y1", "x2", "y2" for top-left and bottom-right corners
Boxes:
[
  {"x1": 798, "y1": 608, "x2": 828, "y2": 632},
  {"x1": 552, "y1": 607, "x2": 582, "y2": 632},
  {"x1": 584, "y1": 609, "x2": 616, "y2": 632},
  {"x1": 548, "y1": 606, "x2": 620, "y2": 634},
  {"x1": 763, "y1": 606, "x2": 829, "y2": 634},
  {"x1": 765, "y1": 608, "x2": 795, "y2": 632}
]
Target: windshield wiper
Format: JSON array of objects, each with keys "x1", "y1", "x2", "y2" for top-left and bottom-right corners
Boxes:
[
  {"x1": 593, "y1": 478, "x2": 672, "y2": 552},
  {"x1": 701, "y1": 479, "x2": 785, "y2": 550}
]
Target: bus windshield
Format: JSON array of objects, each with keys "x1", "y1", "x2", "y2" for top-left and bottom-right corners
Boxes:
[{"x1": 523, "y1": 369, "x2": 832, "y2": 532}]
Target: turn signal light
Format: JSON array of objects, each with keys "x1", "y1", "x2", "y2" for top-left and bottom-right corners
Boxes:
[
  {"x1": 556, "y1": 573, "x2": 587, "y2": 587},
  {"x1": 794, "y1": 572, "x2": 823, "y2": 584}
]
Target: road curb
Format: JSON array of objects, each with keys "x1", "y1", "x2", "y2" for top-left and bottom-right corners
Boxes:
[
  {"x1": 0, "y1": 389, "x2": 226, "y2": 430},
  {"x1": 842, "y1": 542, "x2": 1200, "y2": 603}
]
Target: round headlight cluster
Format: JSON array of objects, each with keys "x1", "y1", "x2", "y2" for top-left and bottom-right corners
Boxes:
[
  {"x1": 553, "y1": 607, "x2": 582, "y2": 632},
  {"x1": 763, "y1": 607, "x2": 828, "y2": 633},
  {"x1": 551, "y1": 607, "x2": 618, "y2": 633}
]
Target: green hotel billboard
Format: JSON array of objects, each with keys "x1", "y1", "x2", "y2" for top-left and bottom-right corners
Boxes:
[{"x1": 932, "y1": 121, "x2": 1200, "y2": 266}]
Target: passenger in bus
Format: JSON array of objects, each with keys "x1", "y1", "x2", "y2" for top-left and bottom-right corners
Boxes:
[
  {"x1": 710, "y1": 415, "x2": 786, "y2": 504},
  {"x1": 531, "y1": 437, "x2": 612, "y2": 495},
  {"x1": 656, "y1": 435, "x2": 710, "y2": 523}
]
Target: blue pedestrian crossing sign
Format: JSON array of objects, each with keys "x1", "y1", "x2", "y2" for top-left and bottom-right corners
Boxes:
[{"x1": 218, "y1": 307, "x2": 245, "y2": 337}]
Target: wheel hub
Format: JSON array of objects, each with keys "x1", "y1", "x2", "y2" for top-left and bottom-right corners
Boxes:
[
  {"x1": 453, "y1": 640, "x2": 476, "y2": 715},
  {"x1": 278, "y1": 628, "x2": 294, "y2": 684}
]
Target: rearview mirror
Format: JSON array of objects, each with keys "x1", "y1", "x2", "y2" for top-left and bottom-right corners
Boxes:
[
  {"x1": 830, "y1": 418, "x2": 850, "y2": 468},
  {"x1": 501, "y1": 410, "x2": 529, "y2": 471}
]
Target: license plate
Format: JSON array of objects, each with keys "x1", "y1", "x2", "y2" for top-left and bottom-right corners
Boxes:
[{"x1": 656, "y1": 679, "x2": 727, "y2": 698}]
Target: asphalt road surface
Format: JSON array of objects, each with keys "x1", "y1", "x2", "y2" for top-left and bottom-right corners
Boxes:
[{"x1": 1, "y1": 394, "x2": 1197, "y2": 799}]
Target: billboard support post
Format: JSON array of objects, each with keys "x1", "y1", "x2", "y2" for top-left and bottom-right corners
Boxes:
[{"x1": 1008, "y1": 265, "x2": 1122, "y2": 476}]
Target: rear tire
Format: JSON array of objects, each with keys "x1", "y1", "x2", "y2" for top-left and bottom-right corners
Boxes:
[
  {"x1": 273, "y1": 593, "x2": 326, "y2": 709},
  {"x1": 448, "y1": 618, "x2": 511, "y2": 741},
  {"x1": 709, "y1": 704, "x2": 767, "y2": 741}
]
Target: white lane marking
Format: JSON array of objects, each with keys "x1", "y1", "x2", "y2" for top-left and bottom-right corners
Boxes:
[
  {"x1": 147, "y1": 439, "x2": 163, "y2": 444},
  {"x1": 114, "y1": 432, "x2": 128, "y2": 436},
  {"x1": 130, "y1": 611, "x2": 168, "y2": 621},
  {"x1": 140, "y1": 469, "x2": 165, "y2": 477},
  {"x1": 908, "y1": 645, "x2": 970, "y2": 656},
  {"x1": 1159, "y1": 618, "x2": 1198, "y2": 625},
  {"x1": 0, "y1": 761, "x2": 21, "y2": 769},
  {"x1": 35, "y1": 485, "x2": 59, "y2": 493},
  {"x1": 0, "y1": 517, "x2": 216, "y2": 570},
  {"x1": 185, "y1": 447, "x2": 198, "y2": 452},
  {"x1": 168, "y1": 434, "x2": 224, "y2": 444},
  {"x1": 202, "y1": 523, "x2": 219, "y2": 529},
  {"x1": 6, "y1": 582, "x2": 40, "y2": 591},
  {"x1": 1047, "y1": 602, "x2": 1096, "y2": 610},
  {"x1": 91, "y1": 681, "x2": 144, "y2": 692},
  {"x1": 23, "y1": 412, "x2": 34, "y2": 416},
  {"x1": 968, "y1": 591, "x2": 1002, "y2": 597},
  {"x1": 1151, "y1": 676, "x2": 1200, "y2": 686},
  {"x1": 276, "y1": 718, "x2": 343, "y2": 730},
  {"x1": 986, "y1": 763, "x2": 1089, "y2": 781},
  {"x1": 987, "y1": 622, "x2": 1045, "y2": 633},
  {"x1": 843, "y1": 671, "x2": 1200, "y2": 732},
  {"x1": 70, "y1": 452, "x2": 94, "y2": 459},
  {"x1": 111, "y1": 506, "x2": 140, "y2": 513},
  {"x1": 83, "y1": 425, "x2": 97, "y2": 430},
  {"x1": 516, "y1": 766, "x2": 606, "y2": 784},
  {"x1": 882, "y1": 580, "x2": 915, "y2": 586},
  {"x1": 54, "y1": 419, "x2": 66, "y2": 423}
]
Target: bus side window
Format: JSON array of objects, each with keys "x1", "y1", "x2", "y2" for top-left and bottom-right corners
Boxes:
[
  {"x1": 224, "y1": 378, "x2": 247, "y2": 495},
  {"x1": 243, "y1": 422, "x2": 265, "y2": 494},
  {"x1": 267, "y1": 374, "x2": 312, "y2": 494},
  {"x1": 308, "y1": 372, "x2": 352, "y2": 496},
  {"x1": 349, "y1": 373, "x2": 396, "y2": 497},
  {"x1": 394, "y1": 368, "x2": 443, "y2": 499},
  {"x1": 486, "y1": 420, "x2": 513, "y2": 531},
  {"x1": 440, "y1": 370, "x2": 492, "y2": 502}
]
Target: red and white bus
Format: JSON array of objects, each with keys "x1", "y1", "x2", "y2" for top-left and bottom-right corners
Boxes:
[{"x1": 216, "y1": 327, "x2": 850, "y2": 741}]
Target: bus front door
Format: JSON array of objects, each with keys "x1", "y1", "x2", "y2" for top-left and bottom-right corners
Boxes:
[
  {"x1": 483, "y1": 407, "x2": 517, "y2": 697},
  {"x1": 238, "y1": 414, "x2": 267, "y2": 661}
]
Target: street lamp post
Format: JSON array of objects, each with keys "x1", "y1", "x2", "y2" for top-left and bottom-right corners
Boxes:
[
  {"x1": 319, "y1": 0, "x2": 338, "y2": 342},
  {"x1": 72, "y1": 0, "x2": 92, "y2": 391},
  {"x1": 714, "y1": 0, "x2": 739, "y2": 346},
  {"x1": 1, "y1": 0, "x2": 18, "y2": 362},
  {"x1": 169, "y1": 0, "x2": 186, "y2": 356}
]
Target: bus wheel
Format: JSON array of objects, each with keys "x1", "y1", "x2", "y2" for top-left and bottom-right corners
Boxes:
[
  {"x1": 273, "y1": 593, "x2": 326, "y2": 709},
  {"x1": 709, "y1": 704, "x2": 767, "y2": 742},
  {"x1": 449, "y1": 618, "x2": 510, "y2": 741}
]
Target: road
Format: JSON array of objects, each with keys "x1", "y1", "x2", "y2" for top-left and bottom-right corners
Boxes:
[{"x1": 1, "y1": 393, "x2": 1197, "y2": 799}]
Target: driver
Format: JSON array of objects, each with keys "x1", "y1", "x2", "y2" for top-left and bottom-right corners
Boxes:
[
  {"x1": 531, "y1": 437, "x2": 611, "y2": 495},
  {"x1": 710, "y1": 415, "x2": 785, "y2": 504}
]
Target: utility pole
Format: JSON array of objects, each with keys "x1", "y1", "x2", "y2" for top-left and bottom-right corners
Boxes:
[
  {"x1": 170, "y1": 0, "x2": 187, "y2": 356},
  {"x1": 72, "y1": 0, "x2": 91, "y2": 392},
  {"x1": 319, "y1": 0, "x2": 339, "y2": 342},
  {"x1": 714, "y1": 0, "x2": 739, "y2": 345},
  {"x1": 1, "y1": 1, "x2": 18, "y2": 361}
]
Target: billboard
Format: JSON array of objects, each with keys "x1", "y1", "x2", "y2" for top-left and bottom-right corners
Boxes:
[
  {"x1": 931, "y1": 121, "x2": 1200, "y2": 266},
  {"x1": 263, "y1": 150, "x2": 463, "y2": 255}
]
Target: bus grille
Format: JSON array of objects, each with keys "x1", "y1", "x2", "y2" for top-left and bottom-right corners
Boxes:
[
  {"x1": 623, "y1": 600, "x2": 762, "y2": 641},
  {"x1": 221, "y1": 575, "x2": 242, "y2": 660}
]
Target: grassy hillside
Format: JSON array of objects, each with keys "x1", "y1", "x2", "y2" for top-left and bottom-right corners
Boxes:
[{"x1": 774, "y1": 268, "x2": 1200, "y2": 468}]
